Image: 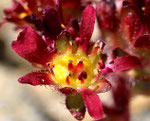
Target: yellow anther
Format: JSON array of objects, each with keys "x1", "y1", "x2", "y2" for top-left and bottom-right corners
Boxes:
[
  {"x1": 61, "y1": 24, "x2": 66, "y2": 29},
  {"x1": 19, "y1": 13, "x2": 27, "y2": 19},
  {"x1": 142, "y1": 7, "x2": 145, "y2": 11}
]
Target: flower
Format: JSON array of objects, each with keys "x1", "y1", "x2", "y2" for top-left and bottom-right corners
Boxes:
[
  {"x1": 3, "y1": 0, "x2": 33, "y2": 27},
  {"x1": 1, "y1": 0, "x2": 81, "y2": 30},
  {"x1": 11, "y1": 4, "x2": 141, "y2": 121}
]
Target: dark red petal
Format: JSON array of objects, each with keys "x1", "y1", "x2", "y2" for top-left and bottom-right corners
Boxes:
[
  {"x1": 40, "y1": 0, "x2": 55, "y2": 6},
  {"x1": 79, "y1": 5, "x2": 96, "y2": 51},
  {"x1": 24, "y1": 0, "x2": 37, "y2": 9},
  {"x1": 113, "y1": 56, "x2": 141, "y2": 72},
  {"x1": 24, "y1": 0, "x2": 40, "y2": 16},
  {"x1": 145, "y1": 0, "x2": 150, "y2": 20},
  {"x1": 66, "y1": 93, "x2": 86, "y2": 120},
  {"x1": 120, "y1": 4, "x2": 146, "y2": 43},
  {"x1": 56, "y1": 0, "x2": 64, "y2": 24},
  {"x1": 134, "y1": 35, "x2": 150, "y2": 49},
  {"x1": 18, "y1": 72, "x2": 56, "y2": 86},
  {"x1": 41, "y1": 6, "x2": 62, "y2": 38},
  {"x1": 121, "y1": 11, "x2": 143, "y2": 43},
  {"x1": 59, "y1": 87, "x2": 76, "y2": 95},
  {"x1": 11, "y1": 26, "x2": 52, "y2": 66},
  {"x1": 80, "y1": 88, "x2": 104, "y2": 120},
  {"x1": 61, "y1": 0, "x2": 81, "y2": 23}
]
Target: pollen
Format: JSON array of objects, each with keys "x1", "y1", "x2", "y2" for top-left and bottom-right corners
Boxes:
[
  {"x1": 19, "y1": 13, "x2": 27, "y2": 19},
  {"x1": 142, "y1": 7, "x2": 145, "y2": 12},
  {"x1": 61, "y1": 24, "x2": 66, "y2": 29},
  {"x1": 51, "y1": 50, "x2": 95, "y2": 89}
]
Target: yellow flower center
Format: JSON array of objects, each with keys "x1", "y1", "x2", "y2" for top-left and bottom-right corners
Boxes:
[{"x1": 51, "y1": 50, "x2": 95, "y2": 89}]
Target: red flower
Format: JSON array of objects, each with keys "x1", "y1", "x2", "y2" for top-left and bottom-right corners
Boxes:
[
  {"x1": 11, "y1": 4, "x2": 141, "y2": 121},
  {"x1": 2, "y1": 0, "x2": 81, "y2": 30},
  {"x1": 3, "y1": 0, "x2": 32, "y2": 27}
]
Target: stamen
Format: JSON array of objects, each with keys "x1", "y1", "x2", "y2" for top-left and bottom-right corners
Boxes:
[
  {"x1": 19, "y1": 13, "x2": 27, "y2": 19},
  {"x1": 99, "y1": 41, "x2": 105, "y2": 50},
  {"x1": 75, "y1": 37, "x2": 82, "y2": 44},
  {"x1": 97, "y1": 69, "x2": 101, "y2": 73},
  {"x1": 69, "y1": 41, "x2": 73, "y2": 46},
  {"x1": 75, "y1": 60, "x2": 84, "y2": 72},
  {"x1": 98, "y1": 59, "x2": 104, "y2": 69},
  {"x1": 69, "y1": 72, "x2": 71, "y2": 77},
  {"x1": 78, "y1": 71, "x2": 87, "y2": 80},
  {"x1": 142, "y1": 7, "x2": 145, "y2": 12},
  {"x1": 68, "y1": 27, "x2": 75, "y2": 35},
  {"x1": 66, "y1": 76, "x2": 70, "y2": 85},
  {"x1": 81, "y1": 78, "x2": 84, "y2": 84},
  {"x1": 47, "y1": 62, "x2": 54, "y2": 69},
  {"x1": 50, "y1": 69, "x2": 55, "y2": 76},
  {"x1": 67, "y1": 41, "x2": 73, "y2": 51},
  {"x1": 68, "y1": 60, "x2": 74, "y2": 72},
  {"x1": 61, "y1": 24, "x2": 66, "y2": 29}
]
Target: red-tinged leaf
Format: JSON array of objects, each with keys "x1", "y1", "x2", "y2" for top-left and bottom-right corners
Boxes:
[
  {"x1": 113, "y1": 56, "x2": 141, "y2": 72},
  {"x1": 121, "y1": 11, "x2": 144, "y2": 43},
  {"x1": 66, "y1": 93, "x2": 86, "y2": 120},
  {"x1": 80, "y1": 88, "x2": 104, "y2": 120},
  {"x1": 59, "y1": 87, "x2": 76, "y2": 95},
  {"x1": 11, "y1": 26, "x2": 52, "y2": 66},
  {"x1": 121, "y1": 3, "x2": 146, "y2": 22},
  {"x1": 96, "y1": 0, "x2": 117, "y2": 31},
  {"x1": 134, "y1": 35, "x2": 150, "y2": 49},
  {"x1": 89, "y1": 78, "x2": 111, "y2": 93},
  {"x1": 18, "y1": 72, "x2": 56, "y2": 86},
  {"x1": 79, "y1": 5, "x2": 96, "y2": 51}
]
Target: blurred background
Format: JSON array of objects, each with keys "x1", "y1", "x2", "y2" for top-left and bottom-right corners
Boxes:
[{"x1": 0, "y1": 0, "x2": 150, "y2": 121}]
